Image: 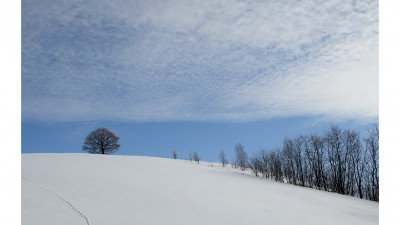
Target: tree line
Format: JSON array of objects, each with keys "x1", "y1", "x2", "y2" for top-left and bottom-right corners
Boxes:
[
  {"x1": 230, "y1": 125, "x2": 379, "y2": 202},
  {"x1": 170, "y1": 125, "x2": 378, "y2": 201},
  {"x1": 83, "y1": 126, "x2": 378, "y2": 202}
]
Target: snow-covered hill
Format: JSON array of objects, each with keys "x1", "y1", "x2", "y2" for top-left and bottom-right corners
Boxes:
[{"x1": 22, "y1": 153, "x2": 378, "y2": 225}]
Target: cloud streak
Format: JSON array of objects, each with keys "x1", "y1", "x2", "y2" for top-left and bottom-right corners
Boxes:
[{"x1": 22, "y1": 0, "x2": 378, "y2": 123}]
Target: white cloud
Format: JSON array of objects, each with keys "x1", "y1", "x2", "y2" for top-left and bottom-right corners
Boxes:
[{"x1": 22, "y1": 0, "x2": 379, "y2": 123}]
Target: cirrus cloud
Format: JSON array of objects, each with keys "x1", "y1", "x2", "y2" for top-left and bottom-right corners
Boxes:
[{"x1": 22, "y1": 0, "x2": 378, "y2": 123}]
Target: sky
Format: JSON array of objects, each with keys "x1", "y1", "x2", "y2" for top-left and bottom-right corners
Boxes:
[{"x1": 21, "y1": 0, "x2": 379, "y2": 162}]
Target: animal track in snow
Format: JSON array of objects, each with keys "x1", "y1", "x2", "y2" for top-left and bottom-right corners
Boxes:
[{"x1": 22, "y1": 177, "x2": 90, "y2": 225}]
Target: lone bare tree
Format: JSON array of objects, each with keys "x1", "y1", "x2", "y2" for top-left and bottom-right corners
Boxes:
[
  {"x1": 193, "y1": 152, "x2": 200, "y2": 163},
  {"x1": 172, "y1": 150, "x2": 178, "y2": 159},
  {"x1": 235, "y1": 143, "x2": 248, "y2": 170},
  {"x1": 82, "y1": 128, "x2": 120, "y2": 154},
  {"x1": 189, "y1": 152, "x2": 193, "y2": 161},
  {"x1": 219, "y1": 150, "x2": 228, "y2": 167}
]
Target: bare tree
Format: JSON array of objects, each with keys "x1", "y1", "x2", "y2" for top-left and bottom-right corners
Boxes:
[
  {"x1": 354, "y1": 140, "x2": 367, "y2": 199},
  {"x1": 259, "y1": 149, "x2": 270, "y2": 179},
  {"x1": 188, "y1": 152, "x2": 193, "y2": 161},
  {"x1": 219, "y1": 150, "x2": 228, "y2": 167},
  {"x1": 365, "y1": 126, "x2": 379, "y2": 201},
  {"x1": 343, "y1": 130, "x2": 361, "y2": 196},
  {"x1": 240, "y1": 125, "x2": 378, "y2": 202},
  {"x1": 249, "y1": 152, "x2": 263, "y2": 177},
  {"x1": 235, "y1": 143, "x2": 248, "y2": 170},
  {"x1": 325, "y1": 125, "x2": 346, "y2": 194},
  {"x1": 305, "y1": 134, "x2": 327, "y2": 190},
  {"x1": 172, "y1": 150, "x2": 178, "y2": 159},
  {"x1": 293, "y1": 135, "x2": 307, "y2": 187},
  {"x1": 193, "y1": 152, "x2": 200, "y2": 163},
  {"x1": 82, "y1": 128, "x2": 120, "y2": 154},
  {"x1": 270, "y1": 149, "x2": 283, "y2": 182},
  {"x1": 231, "y1": 156, "x2": 236, "y2": 168},
  {"x1": 282, "y1": 137, "x2": 296, "y2": 184}
]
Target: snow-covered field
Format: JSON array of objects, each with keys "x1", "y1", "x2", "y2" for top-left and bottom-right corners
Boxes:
[{"x1": 22, "y1": 153, "x2": 378, "y2": 225}]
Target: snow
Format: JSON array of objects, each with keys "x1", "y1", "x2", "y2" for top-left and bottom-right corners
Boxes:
[{"x1": 22, "y1": 153, "x2": 378, "y2": 225}]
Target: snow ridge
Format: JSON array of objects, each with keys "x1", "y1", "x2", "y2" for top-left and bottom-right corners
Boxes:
[{"x1": 22, "y1": 177, "x2": 90, "y2": 225}]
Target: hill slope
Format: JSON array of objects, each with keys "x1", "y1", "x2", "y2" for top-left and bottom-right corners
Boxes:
[{"x1": 22, "y1": 153, "x2": 378, "y2": 225}]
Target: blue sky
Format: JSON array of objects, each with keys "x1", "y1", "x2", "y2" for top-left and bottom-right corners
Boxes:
[
  {"x1": 22, "y1": 118, "x2": 376, "y2": 162},
  {"x1": 21, "y1": 0, "x2": 379, "y2": 162}
]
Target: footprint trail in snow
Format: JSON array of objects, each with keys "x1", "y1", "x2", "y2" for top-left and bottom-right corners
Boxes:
[{"x1": 22, "y1": 177, "x2": 90, "y2": 225}]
